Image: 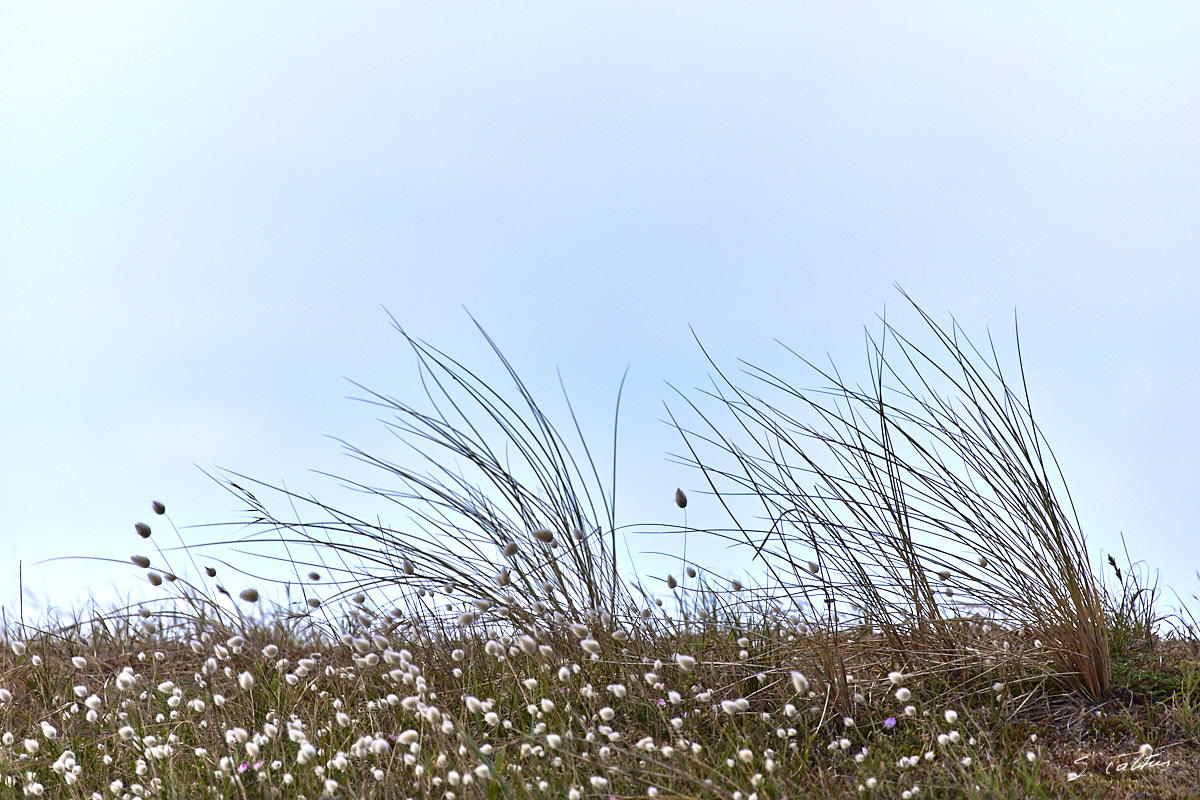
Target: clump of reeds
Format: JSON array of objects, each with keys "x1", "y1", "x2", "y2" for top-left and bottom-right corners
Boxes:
[
  {"x1": 175, "y1": 313, "x2": 641, "y2": 642},
  {"x1": 668, "y1": 288, "x2": 1111, "y2": 700}
]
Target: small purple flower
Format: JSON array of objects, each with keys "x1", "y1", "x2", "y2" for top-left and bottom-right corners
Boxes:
[
  {"x1": 884, "y1": 716, "x2": 897, "y2": 729},
  {"x1": 657, "y1": 698, "x2": 667, "y2": 707}
]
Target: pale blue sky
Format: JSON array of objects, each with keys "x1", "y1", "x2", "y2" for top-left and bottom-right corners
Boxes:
[{"x1": 2, "y1": 4, "x2": 1198, "y2": 623}]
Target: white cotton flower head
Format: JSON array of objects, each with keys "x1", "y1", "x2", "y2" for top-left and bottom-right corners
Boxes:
[
  {"x1": 675, "y1": 653, "x2": 696, "y2": 671},
  {"x1": 239, "y1": 672, "x2": 255, "y2": 691},
  {"x1": 581, "y1": 638, "x2": 600, "y2": 655},
  {"x1": 71, "y1": 656, "x2": 87, "y2": 669},
  {"x1": 896, "y1": 687, "x2": 911, "y2": 702},
  {"x1": 531, "y1": 528, "x2": 555, "y2": 544},
  {"x1": 888, "y1": 671, "x2": 904, "y2": 685},
  {"x1": 944, "y1": 709, "x2": 958, "y2": 724},
  {"x1": 791, "y1": 672, "x2": 810, "y2": 696}
]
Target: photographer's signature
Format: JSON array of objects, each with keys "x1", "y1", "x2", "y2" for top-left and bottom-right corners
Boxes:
[{"x1": 1070, "y1": 749, "x2": 1171, "y2": 780}]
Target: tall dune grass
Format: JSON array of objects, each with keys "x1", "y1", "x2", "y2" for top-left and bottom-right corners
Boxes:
[
  {"x1": 668, "y1": 289, "x2": 1110, "y2": 700},
  {"x1": 178, "y1": 313, "x2": 639, "y2": 641}
]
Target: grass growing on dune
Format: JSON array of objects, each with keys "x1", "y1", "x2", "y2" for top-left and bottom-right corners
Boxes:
[
  {"x1": 3, "y1": 294, "x2": 1199, "y2": 799},
  {"x1": 669, "y1": 290, "x2": 1109, "y2": 701}
]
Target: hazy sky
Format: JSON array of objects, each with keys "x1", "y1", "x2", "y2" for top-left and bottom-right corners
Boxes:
[{"x1": 3, "y1": 4, "x2": 1198, "y2": 624}]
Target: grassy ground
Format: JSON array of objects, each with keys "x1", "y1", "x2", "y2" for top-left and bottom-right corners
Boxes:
[{"x1": 0, "y1": 586, "x2": 1198, "y2": 799}]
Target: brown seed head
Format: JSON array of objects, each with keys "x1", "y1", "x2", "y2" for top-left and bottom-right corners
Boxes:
[
  {"x1": 151, "y1": 501, "x2": 166, "y2": 515},
  {"x1": 205, "y1": 567, "x2": 217, "y2": 578},
  {"x1": 239, "y1": 589, "x2": 260, "y2": 603},
  {"x1": 131, "y1": 555, "x2": 151, "y2": 569},
  {"x1": 134, "y1": 522, "x2": 151, "y2": 539},
  {"x1": 675, "y1": 488, "x2": 687, "y2": 508},
  {"x1": 531, "y1": 528, "x2": 554, "y2": 544}
]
